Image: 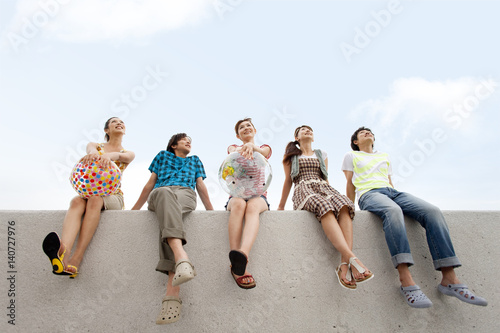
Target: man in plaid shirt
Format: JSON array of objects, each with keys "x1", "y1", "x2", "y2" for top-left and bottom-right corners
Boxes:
[{"x1": 132, "y1": 133, "x2": 213, "y2": 324}]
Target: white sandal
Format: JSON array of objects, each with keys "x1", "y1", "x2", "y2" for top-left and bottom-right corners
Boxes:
[
  {"x1": 349, "y1": 257, "x2": 374, "y2": 283},
  {"x1": 336, "y1": 262, "x2": 356, "y2": 290}
]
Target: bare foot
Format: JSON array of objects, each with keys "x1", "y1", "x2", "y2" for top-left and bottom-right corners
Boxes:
[
  {"x1": 339, "y1": 264, "x2": 356, "y2": 286},
  {"x1": 350, "y1": 258, "x2": 372, "y2": 281}
]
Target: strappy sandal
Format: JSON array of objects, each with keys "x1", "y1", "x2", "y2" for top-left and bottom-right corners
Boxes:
[
  {"x1": 336, "y1": 262, "x2": 356, "y2": 290},
  {"x1": 231, "y1": 270, "x2": 256, "y2": 289},
  {"x1": 349, "y1": 257, "x2": 374, "y2": 283},
  {"x1": 65, "y1": 265, "x2": 79, "y2": 279},
  {"x1": 438, "y1": 284, "x2": 488, "y2": 306},
  {"x1": 229, "y1": 250, "x2": 248, "y2": 276},
  {"x1": 156, "y1": 296, "x2": 182, "y2": 324},
  {"x1": 42, "y1": 232, "x2": 71, "y2": 275},
  {"x1": 171, "y1": 259, "x2": 196, "y2": 287}
]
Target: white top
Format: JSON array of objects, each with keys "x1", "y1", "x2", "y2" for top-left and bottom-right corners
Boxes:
[{"x1": 299, "y1": 149, "x2": 327, "y2": 160}]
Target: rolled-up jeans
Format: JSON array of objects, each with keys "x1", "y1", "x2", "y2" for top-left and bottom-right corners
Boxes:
[{"x1": 359, "y1": 187, "x2": 461, "y2": 270}]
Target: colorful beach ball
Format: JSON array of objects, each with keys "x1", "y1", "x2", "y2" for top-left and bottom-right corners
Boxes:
[
  {"x1": 218, "y1": 152, "x2": 272, "y2": 200},
  {"x1": 69, "y1": 161, "x2": 121, "y2": 198}
]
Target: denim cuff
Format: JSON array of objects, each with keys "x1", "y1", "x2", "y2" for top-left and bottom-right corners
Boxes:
[
  {"x1": 391, "y1": 253, "x2": 414, "y2": 269},
  {"x1": 433, "y1": 256, "x2": 462, "y2": 271}
]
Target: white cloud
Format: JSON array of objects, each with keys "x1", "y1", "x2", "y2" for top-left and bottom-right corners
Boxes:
[
  {"x1": 350, "y1": 77, "x2": 497, "y2": 145},
  {"x1": 7, "y1": 0, "x2": 214, "y2": 43}
]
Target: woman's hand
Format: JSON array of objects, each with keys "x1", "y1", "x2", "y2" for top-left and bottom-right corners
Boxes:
[
  {"x1": 98, "y1": 155, "x2": 113, "y2": 169},
  {"x1": 80, "y1": 153, "x2": 100, "y2": 165},
  {"x1": 239, "y1": 142, "x2": 255, "y2": 159},
  {"x1": 80, "y1": 153, "x2": 113, "y2": 169}
]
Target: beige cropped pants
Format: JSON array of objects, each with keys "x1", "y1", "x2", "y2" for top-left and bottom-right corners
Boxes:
[{"x1": 147, "y1": 186, "x2": 197, "y2": 274}]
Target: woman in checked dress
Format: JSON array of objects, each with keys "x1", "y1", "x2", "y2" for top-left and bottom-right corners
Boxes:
[{"x1": 278, "y1": 125, "x2": 373, "y2": 290}]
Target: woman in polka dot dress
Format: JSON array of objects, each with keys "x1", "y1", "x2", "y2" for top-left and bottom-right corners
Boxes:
[{"x1": 42, "y1": 117, "x2": 135, "y2": 278}]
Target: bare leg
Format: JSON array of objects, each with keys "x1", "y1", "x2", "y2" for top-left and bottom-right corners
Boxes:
[
  {"x1": 239, "y1": 197, "x2": 268, "y2": 255},
  {"x1": 235, "y1": 198, "x2": 268, "y2": 284},
  {"x1": 440, "y1": 267, "x2": 460, "y2": 286},
  {"x1": 321, "y1": 211, "x2": 371, "y2": 282},
  {"x1": 167, "y1": 238, "x2": 189, "y2": 263},
  {"x1": 397, "y1": 264, "x2": 460, "y2": 288},
  {"x1": 165, "y1": 271, "x2": 181, "y2": 298},
  {"x1": 397, "y1": 264, "x2": 417, "y2": 287},
  {"x1": 66, "y1": 196, "x2": 104, "y2": 270},
  {"x1": 227, "y1": 198, "x2": 247, "y2": 250},
  {"x1": 337, "y1": 206, "x2": 353, "y2": 250},
  {"x1": 60, "y1": 196, "x2": 87, "y2": 263}
]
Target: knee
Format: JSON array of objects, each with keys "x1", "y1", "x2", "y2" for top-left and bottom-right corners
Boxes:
[
  {"x1": 69, "y1": 196, "x2": 86, "y2": 210},
  {"x1": 423, "y1": 204, "x2": 442, "y2": 218},
  {"x1": 230, "y1": 198, "x2": 247, "y2": 213},
  {"x1": 155, "y1": 187, "x2": 176, "y2": 202},
  {"x1": 86, "y1": 196, "x2": 104, "y2": 211},
  {"x1": 245, "y1": 204, "x2": 260, "y2": 216},
  {"x1": 383, "y1": 206, "x2": 404, "y2": 225}
]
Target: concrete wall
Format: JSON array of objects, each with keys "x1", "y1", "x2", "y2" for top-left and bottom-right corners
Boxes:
[{"x1": 0, "y1": 210, "x2": 498, "y2": 333}]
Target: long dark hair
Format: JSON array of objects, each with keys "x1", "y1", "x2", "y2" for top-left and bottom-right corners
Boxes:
[
  {"x1": 104, "y1": 117, "x2": 118, "y2": 142},
  {"x1": 282, "y1": 125, "x2": 313, "y2": 164},
  {"x1": 167, "y1": 133, "x2": 190, "y2": 154}
]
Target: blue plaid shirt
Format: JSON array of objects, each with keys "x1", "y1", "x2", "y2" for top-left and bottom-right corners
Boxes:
[{"x1": 149, "y1": 151, "x2": 206, "y2": 190}]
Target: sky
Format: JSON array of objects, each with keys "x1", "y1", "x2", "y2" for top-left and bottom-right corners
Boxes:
[{"x1": 0, "y1": 0, "x2": 499, "y2": 211}]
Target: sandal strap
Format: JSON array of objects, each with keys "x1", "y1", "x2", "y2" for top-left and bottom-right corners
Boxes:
[
  {"x1": 175, "y1": 259, "x2": 194, "y2": 269},
  {"x1": 236, "y1": 274, "x2": 254, "y2": 283},
  {"x1": 162, "y1": 296, "x2": 182, "y2": 304},
  {"x1": 349, "y1": 257, "x2": 366, "y2": 274}
]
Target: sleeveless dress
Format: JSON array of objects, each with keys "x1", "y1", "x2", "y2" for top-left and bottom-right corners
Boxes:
[
  {"x1": 96, "y1": 143, "x2": 129, "y2": 209},
  {"x1": 292, "y1": 156, "x2": 354, "y2": 221}
]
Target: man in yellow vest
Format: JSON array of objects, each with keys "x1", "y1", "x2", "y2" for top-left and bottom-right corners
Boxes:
[{"x1": 342, "y1": 126, "x2": 487, "y2": 308}]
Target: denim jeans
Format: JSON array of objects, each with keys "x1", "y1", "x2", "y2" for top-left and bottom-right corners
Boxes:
[{"x1": 359, "y1": 187, "x2": 461, "y2": 270}]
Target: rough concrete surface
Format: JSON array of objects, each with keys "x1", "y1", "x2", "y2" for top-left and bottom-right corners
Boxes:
[{"x1": 0, "y1": 210, "x2": 498, "y2": 333}]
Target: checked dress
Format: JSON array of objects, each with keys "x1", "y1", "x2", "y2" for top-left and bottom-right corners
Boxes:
[{"x1": 292, "y1": 156, "x2": 354, "y2": 221}]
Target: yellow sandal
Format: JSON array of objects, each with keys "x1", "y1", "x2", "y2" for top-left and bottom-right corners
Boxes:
[{"x1": 42, "y1": 232, "x2": 69, "y2": 275}]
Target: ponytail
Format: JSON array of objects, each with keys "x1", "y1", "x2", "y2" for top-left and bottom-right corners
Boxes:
[{"x1": 283, "y1": 140, "x2": 302, "y2": 164}]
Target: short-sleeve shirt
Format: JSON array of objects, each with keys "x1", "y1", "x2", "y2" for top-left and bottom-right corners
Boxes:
[
  {"x1": 341, "y1": 150, "x2": 393, "y2": 199},
  {"x1": 148, "y1": 151, "x2": 206, "y2": 190}
]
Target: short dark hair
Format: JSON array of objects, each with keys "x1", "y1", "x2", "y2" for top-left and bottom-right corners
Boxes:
[
  {"x1": 350, "y1": 126, "x2": 374, "y2": 151},
  {"x1": 166, "y1": 133, "x2": 191, "y2": 154},
  {"x1": 234, "y1": 118, "x2": 255, "y2": 135}
]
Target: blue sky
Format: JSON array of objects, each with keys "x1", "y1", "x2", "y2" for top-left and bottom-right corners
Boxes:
[{"x1": 1, "y1": 0, "x2": 499, "y2": 211}]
